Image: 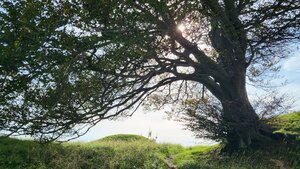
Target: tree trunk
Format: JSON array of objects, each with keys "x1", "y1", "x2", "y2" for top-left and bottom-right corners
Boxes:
[
  {"x1": 220, "y1": 96, "x2": 286, "y2": 152},
  {"x1": 219, "y1": 69, "x2": 278, "y2": 151},
  {"x1": 221, "y1": 97, "x2": 261, "y2": 150}
]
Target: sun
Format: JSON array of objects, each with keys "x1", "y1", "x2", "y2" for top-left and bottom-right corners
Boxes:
[{"x1": 177, "y1": 24, "x2": 185, "y2": 32}]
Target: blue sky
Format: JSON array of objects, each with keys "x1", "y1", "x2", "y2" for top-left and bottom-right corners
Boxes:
[
  {"x1": 279, "y1": 49, "x2": 300, "y2": 110},
  {"x1": 74, "y1": 48, "x2": 300, "y2": 146}
]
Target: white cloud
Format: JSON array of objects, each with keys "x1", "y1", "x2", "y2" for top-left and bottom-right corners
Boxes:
[
  {"x1": 283, "y1": 52, "x2": 300, "y2": 72},
  {"x1": 74, "y1": 110, "x2": 216, "y2": 146},
  {"x1": 75, "y1": 49, "x2": 300, "y2": 146},
  {"x1": 278, "y1": 84, "x2": 300, "y2": 111}
]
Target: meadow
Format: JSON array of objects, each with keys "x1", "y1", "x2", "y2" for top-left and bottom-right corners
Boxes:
[{"x1": 0, "y1": 111, "x2": 299, "y2": 169}]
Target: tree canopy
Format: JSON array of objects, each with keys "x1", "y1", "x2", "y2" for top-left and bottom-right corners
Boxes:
[{"x1": 0, "y1": 0, "x2": 299, "y2": 147}]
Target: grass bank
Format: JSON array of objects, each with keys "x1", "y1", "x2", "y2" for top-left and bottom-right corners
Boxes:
[{"x1": 0, "y1": 112, "x2": 299, "y2": 169}]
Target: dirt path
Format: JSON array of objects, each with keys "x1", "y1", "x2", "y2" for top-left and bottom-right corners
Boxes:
[{"x1": 166, "y1": 156, "x2": 177, "y2": 169}]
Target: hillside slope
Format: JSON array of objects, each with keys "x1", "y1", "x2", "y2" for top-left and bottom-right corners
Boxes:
[{"x1": 0, "y1": 112, "x2": 300, "y2": 169}]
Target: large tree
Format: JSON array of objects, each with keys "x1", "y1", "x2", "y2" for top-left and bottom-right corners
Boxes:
[{"x1": 0, "y1": 0, "x2": 299, "y2": 149}]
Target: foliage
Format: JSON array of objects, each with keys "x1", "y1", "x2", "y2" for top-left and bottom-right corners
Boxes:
[
  {"x1": 178, "y1": 97, "x2": 228, "y2": 142},
  {"x1": 1, "y1": 0, "x2": 300, "y2": 148}
]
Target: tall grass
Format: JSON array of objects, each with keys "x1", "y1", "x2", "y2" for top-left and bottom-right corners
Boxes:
[
  {"x1": 1, "y1": 112, "x2": 300, "y2": 169},
  {"x1": 0, "y1": 135, "x2": 168, "y2": 169},
  {"x1": 1, "y1": 135, "x2": 300, "y2": 169}
]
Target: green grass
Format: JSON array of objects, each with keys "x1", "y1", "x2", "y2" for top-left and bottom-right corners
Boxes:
[
  {"x1": 173, "y1": 145, "x2": 215, "y2": 166},
  {"x1": 158, "y1": 143, "x2": 185, "y2": 157},
  {"x1": 0, "y1": 135, "x2": 168, "y2": 169},
  {"x1": 273, "y1": 111, "x2": 300, "y2": 137},
  {"x1": 172, "y1": 111, "x2": 300, "y2": 169},
  {"x1": 97, "y1": 134, "x2": 151, "y2": 142},
  {"x1": 1, "y1": 134, "x2": 300, "y2": 169},
  {"x1": 0, "y1": 137, "x2": 63, "y2": 169},
  {"x1": 171, "y1": 143, "x2": 300, "y2": 169},
  {"x1": 1, "y1": 112, "x2": 300, "y2": 169}
]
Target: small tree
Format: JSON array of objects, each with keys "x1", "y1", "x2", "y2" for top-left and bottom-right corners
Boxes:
[{"x1": 0, "y1": 0, "x2": 299, "y2": 150}]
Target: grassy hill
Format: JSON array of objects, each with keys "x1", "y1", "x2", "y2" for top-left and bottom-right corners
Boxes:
[
  {"x1": 273, "y1": 111, "x2": 300, "y2": 137},
  {"x1": 0, "y1": 112, "x2": 300, "y2": 169},
  {"x1": 0, "y1": 134, "x2": 168, "y2": 169}
]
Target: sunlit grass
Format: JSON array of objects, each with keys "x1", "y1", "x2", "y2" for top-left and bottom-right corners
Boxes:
[
  {"x1": 1, "y1": 112, "x2": 300, "y2": 169},
  {"x1": 275, "y1": 111, "x2": 300, "y2": 136}
]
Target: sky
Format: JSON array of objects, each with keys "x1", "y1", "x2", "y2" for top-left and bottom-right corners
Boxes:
[{"x1": 74, "y1": 47, "x2": 300, "y2": 146}]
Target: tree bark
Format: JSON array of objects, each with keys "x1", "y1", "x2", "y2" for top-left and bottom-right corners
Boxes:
[
  {"x1": 219, "y1": 70, "x2": 279, "y2": 151},
  {"x1": 221, "y1": 97, "x2": 261, "y2": 150}
]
